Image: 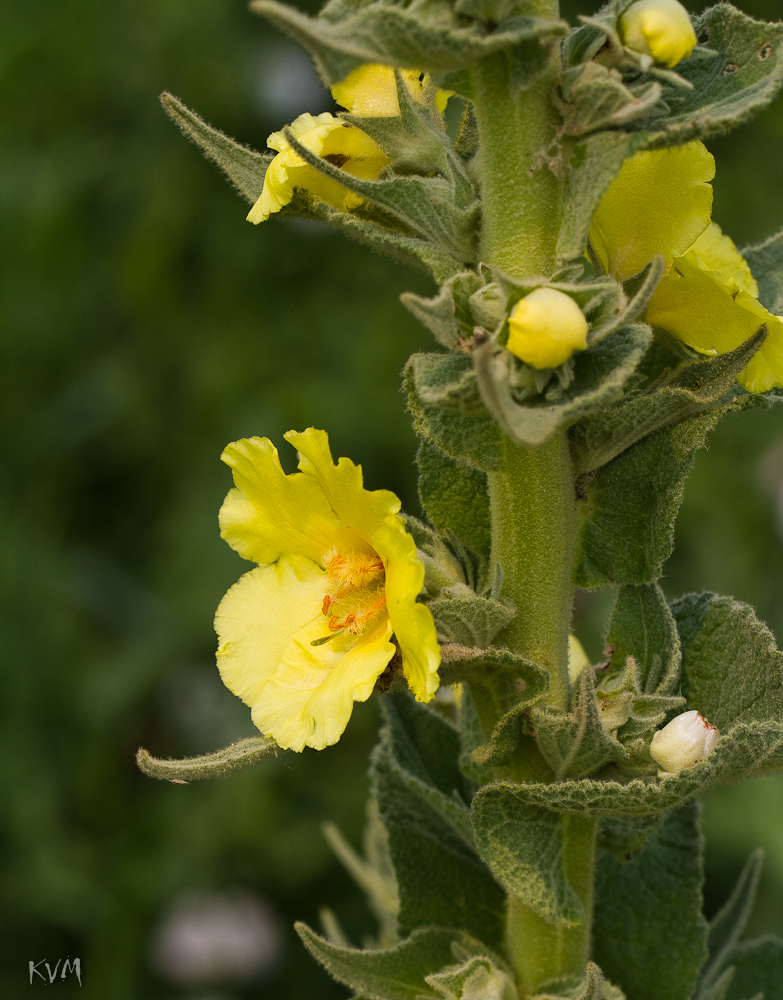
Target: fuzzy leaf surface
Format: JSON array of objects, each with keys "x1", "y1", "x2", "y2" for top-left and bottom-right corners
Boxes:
[
  {"x1": 431, "y1": 599, "x2": 516, "y2": 649},
  {"x1": 405, "y1": 363, "x2": 503, "y2": 473},
  {"x1": 673, "y1": 592, "x2": 783, "y2": 730},
  {"x1": 297, "y1": 923, "x2": 492, "y2": 1000},
  {"x1": 719, "y1": 937, "x2": 783, "y2": 1000},
  {"x1": 575, "y1": 412, "x2": 720, "y2": 587},
  {"x1": 417, "y1": 440, "x2": 491, "y2": 561},
  {"x1": 472, "y1": 793, "x2": 584, "y2": 925},
  {"x1": 253, "y1": 0, "x2": 566, "y2": 85},
  {"x1": 606, "y1": 583, "x2": 680, "y2": 695},
  {"x1": 472, "y1": 720, "x2": 783, "y2": 818},
  {"x1": 743, "y1": 226, "x2": 783, "y2": 315},
  {"x1": 373, "y1": 694, "x2": 506, "y2": 949},
  {"x1": 593, "y1": 802, "x2": 708, "y2": 1000}
]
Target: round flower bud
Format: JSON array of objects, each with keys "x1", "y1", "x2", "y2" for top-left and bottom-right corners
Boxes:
[
  {"x1": 619, "y1": 0, "x2": 698, "y2": 68},
  {"x1": 506, "y1": 288, "x2": 589, "y2": 370},
  {"x1": 650, "y1": 710, "x2": 720, "y2": 774}
]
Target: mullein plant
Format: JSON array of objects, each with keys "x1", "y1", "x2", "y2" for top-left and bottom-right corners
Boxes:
[{"x1": 137, "y1": 0, "x2": 783, "y2": 996}]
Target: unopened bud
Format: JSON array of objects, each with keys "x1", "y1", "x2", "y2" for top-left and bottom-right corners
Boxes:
[
  {"x1": 650, "y1": 710, "x2": 719, "y2": 774},
  {"x1": 619, "y1": 0, "x2": 698, "y2": 68},
  {"x1": 506, "y1": 288, "x2": 588, "y2": 370}
]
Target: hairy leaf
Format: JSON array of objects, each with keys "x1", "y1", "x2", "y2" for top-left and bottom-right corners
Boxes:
[
  {"x1": 472, "y1": 793, "x2": 584, "y2": 925},
  {"x1": 743, "y1": 226, "x2": 783, "y2": 316},
  {"x1": 417, "y1": 440, "x2": 491, "y2": 560},
  {"x1": 673, "y1": 592, "x2": 783, "y2": 730},
  {"x1": 719, "y1": 937, "x2": 783, "y2": 999},
  {"x1": 593, "y1": 802, "x2": 708, "y2": 1000},
  {"x1": 431, "y1": 598, "x2": 516, "y2": 649},
  {"x1": 472, "y1": 720, "x2": 783, "y2": 818},
  {"x1": 606, "y1": 584, "x2": 680, "y2": 695}
]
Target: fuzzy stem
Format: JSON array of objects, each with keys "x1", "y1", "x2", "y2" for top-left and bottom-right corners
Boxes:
[
  {"x1": 472, "y1": 14, "x2": 597, "y2": 994},
  {"x1": 506, "y1": 816, "x2": 597, "y2": 995}
]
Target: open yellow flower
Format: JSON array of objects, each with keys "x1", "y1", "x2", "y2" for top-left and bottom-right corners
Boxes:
[
  {"x1": 247, "y1": 112, "x2": 390, "y2": 223},
  {"x1": 331, "y1": 63, "x2": 451, "y2": 117},
  {"x1": 590, "y1": 141, "x2": 783, "y2": 392},
  {"x1": 214, "y1": 428, "x2": 441, "y2": 752}
]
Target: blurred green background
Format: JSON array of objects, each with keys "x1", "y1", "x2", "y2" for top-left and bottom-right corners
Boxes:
[{"x1": 2, "y1": 0, "x2": 783, "y2": 995}]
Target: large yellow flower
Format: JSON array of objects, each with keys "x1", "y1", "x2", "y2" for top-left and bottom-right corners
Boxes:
[
  {"x1": 590, "y1": 141, "x2": 783, "y2": 392},
  {"x1": 214, "y1": 428, "x2": 441, "y2": 752},
  {"x1": 247, "y1": 112, "x2": 390, "y2": 223}
]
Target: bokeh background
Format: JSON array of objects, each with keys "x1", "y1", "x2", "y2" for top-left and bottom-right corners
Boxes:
[{"x1": 2, "y1": 0, "x2": 783, "y2": 995}]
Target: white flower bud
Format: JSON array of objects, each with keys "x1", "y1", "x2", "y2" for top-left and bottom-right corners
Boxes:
[{"x1": 650, "y1": 709, "x2": 720, "y2": 774}]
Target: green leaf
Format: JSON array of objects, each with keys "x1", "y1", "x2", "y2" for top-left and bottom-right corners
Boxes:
[
  {"x1": 606, "y1": 584, "x2": 680, "y2": 696},
  {"x1": 743, "y1": 226, "x2": 783, "y2": 315},
  {"x1": 405, "y1": 362, "x2": 504, "y2": 473},
  {"x1": 252, "y1": 0, "x2": 566, "y2": 85},
  {"x1": 474, "y1": 324, "x2": 651, "y2": 448},
  {"x1": 574, "y1": 411, "x2": 721, "y2": 587},
  {"x1": 597, "y1": 813, "x2": 663, "y2": 862},
  {"x1": 417, "y1": 439, "x2": 491, "y2": 561},
  {"x1": 136, "y1": 735, "x2": 278, "y2": 782},
  {"x1": 673, "y1": 593, "x2": 783, "y2": 730},
  {"x1": 593, "y1": 802, "x2": 708, "y2": 1000},
  {"x1": 531, "y1": 667, "x2": 627, "y2": 780},
  {"x1": 408, "y1": 352, "x2": 484, "y2": 414},
  {"x1": 431, "y1": 598, "x2": 517, "y2": 649},
  {"x1": 373, "y1": 694, "x2": 506, "y2": 949},
  {"x1": 695, "y1": 849, "x2": 764, "y2": 1000},
  {"x1": 282, "y1": 127, "x2": 481, "y2": 267},
  {"x1": 720, "y1": 937, "x2": 783, "y2": 1000},
  {"x1": 570, "y1": 331, "x2": 765, "y2": 476},
  {"x1": 659, "y1": 4, "x2": 783, "y2": 146},
  {"x1": 471, "y1": 720, "x2": 783, "y2": 819},
  {"x1": 536, "y1": 962, "x2": 625, "y2": 1000},
  {"x1": 297, "y1": 923, "x2": 490, "y2": 1000},
  {"x1": 401, "y1": 271, "x2": 485, "y2": 350},
  {"x1": 472, "y1": 792, "x2": 585, "y2": 925},
  {"x1": 160, "y1": 92, "x2": 271, "y2": 204},
  {"x1": 425, "y1": 953, "x2": 517, "y2": 1000},
  {"x1": 439, "y1": 645, "x2": 550, "y2": 767}
]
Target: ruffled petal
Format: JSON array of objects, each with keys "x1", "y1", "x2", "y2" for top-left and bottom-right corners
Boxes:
[
  {"x1": 590, "y1": 142, "x2": 714, "y2": 280},
  {"x1": 219, "y1": 436, "x2": 353, "y2": 565},
  {"x1": 252, "y1": 619, "x2": 395, "y2": 751},
  {"x1": 373, "y1": 520, "x2": 440, "y2": 701},
  {"x1": 285, "y1": 428, "x2": 403, "y2": 549},
  {"x1": 214, "y1": 554, "x2": 326, "y2": 708},
  {"x1": 647, "y1": 254, "x2": 783, "y2": 392},
  {"x1": 688, "y1": 222, "x2": 759, "y2": 297}
]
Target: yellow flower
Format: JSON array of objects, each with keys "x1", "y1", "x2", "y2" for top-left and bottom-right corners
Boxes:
[
  {"x1": 619, "y1": 0, "x2": 698, "y2": 68},
  {"x1": 247, "y1": 112, "x2": 390, "y2": 223},
  {"x1": 506, "y1": 288, "x2": 589, "y2": 370},
  {"x1": 590, "y1": 141, "x2": 783, "y2": 392},
  {"x1": 331, "y1": 63, "x2": 451, "y2": 117},
  {"x1": 214, "y1": 428, "x2": 441, "y2": 752}
]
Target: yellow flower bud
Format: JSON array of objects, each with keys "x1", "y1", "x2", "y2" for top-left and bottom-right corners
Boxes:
[
  {"x1": 650, "y1": 710, "x2": 720, "y2": 775},
  {"x1": 619, "y1": 0, "x2": 698, "y2": 68},
  {"x1": 506, "y1": 288, "x2": 589, "y2": 370}
]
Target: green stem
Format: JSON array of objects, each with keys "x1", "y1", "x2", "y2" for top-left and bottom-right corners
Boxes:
[
  {"x1": 472, "y1": 18, "x2": 597, "y2": 995},
  {"x1": 506, "y1": 816, "x2": 597, "y2": 995},
  {"x1": 473, "y1": 47, "x2": 564, "y2": 278},
  {"x1": 488, "y1": 432, "x2": 575, "y2": 714}
]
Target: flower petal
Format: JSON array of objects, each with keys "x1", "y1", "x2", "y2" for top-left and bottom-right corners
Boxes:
[
  {"x1": 373, "y1": 520, "x2": 440, "y2": 701},
  {"x1": 285, "y1": 428, "x2": 402, "y2": 549},
  {"x1": 647, "y1": 254, "x2": 783, "y2": 392},
  {"x1": 590, "y1": 142, "x2": 714, "y2": 281},
  {"x1": 331, "y1": 64, "x2": 400, "y2": 116},
  {"x1": 253, "y1": 619, "x2": 395, "y2": 751},
  {"x1": 688, "y1": 222, "x2": 758, "y2": 297},
  {"x1": 219, "y1": 436, "x2": 354, "y2": 565},
  {"x1": 214, "y1": 554, "x2": 326, "y2": 708}
]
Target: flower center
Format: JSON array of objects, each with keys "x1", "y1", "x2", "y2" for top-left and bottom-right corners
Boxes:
[{"x1": 311, "y1": 549, "x2": 386, "y2": 646}]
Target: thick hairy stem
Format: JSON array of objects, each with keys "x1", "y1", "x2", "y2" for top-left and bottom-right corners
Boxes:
[
  {"x1": 472, "y1": 15, "x2": 596, "y2": 993},
  {"x1": 506, "y1": 816, "x2": 597, "y2": 995}
]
